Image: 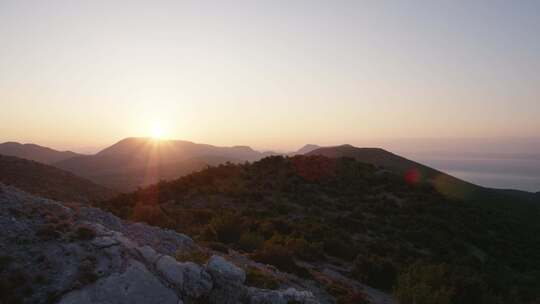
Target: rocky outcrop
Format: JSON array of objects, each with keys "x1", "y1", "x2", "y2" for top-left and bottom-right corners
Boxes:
[
  {"x1": 0, "y1": 184, "x2": 319, "y2": 304},
  {"x1": 59, "y1": 260, "x2": 180, "y2": 304}
]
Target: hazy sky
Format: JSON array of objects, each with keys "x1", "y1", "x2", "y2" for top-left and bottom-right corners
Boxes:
[{"x1": 1, "y1": 0, "x2": 539, "y2": 152}]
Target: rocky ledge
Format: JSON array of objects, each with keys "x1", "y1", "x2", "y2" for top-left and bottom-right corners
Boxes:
[{"x1": 0, "y1": 184, "x2": 318, "y2": 304}]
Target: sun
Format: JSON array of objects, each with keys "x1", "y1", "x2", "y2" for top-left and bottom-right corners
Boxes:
[{"x1": 150, "y1": 123, "x2": 165, "y2": 139}]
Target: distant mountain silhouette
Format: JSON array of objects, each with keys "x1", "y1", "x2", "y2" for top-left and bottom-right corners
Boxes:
[
  {"x1": 294, "y1": 144, "x2": 322, "y2": 155},
  {"x1": 53, "y1": 137, "x2": 272, "y2": 191},
  {"x1": 0, "y1": 141, "x2": 81, "y2": 164},
  {"x1": 0, "y1": 154, "x2": 115, "y2": 202}
]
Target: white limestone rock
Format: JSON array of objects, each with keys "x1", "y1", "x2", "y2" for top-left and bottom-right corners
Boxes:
[
  {"x1": 59, "y1": 260, "x2": 179, "y2": 304},
  {"x1": 156, "y1": 255, "x2": 213, "y2": 298}
]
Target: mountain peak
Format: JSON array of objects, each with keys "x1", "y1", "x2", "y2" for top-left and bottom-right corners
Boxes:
[{"x1": 296, "y1": 144, "x2": 322, "y2": 155}]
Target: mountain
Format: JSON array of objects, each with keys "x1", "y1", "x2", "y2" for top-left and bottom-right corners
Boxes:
[
  {"x1": 307, "y1": 145, "x2": 540, "y2": 205},
  {"x1": 53, "y1": 137, "x2": 272, "y2": 191},
  {"x1": 293, "y1": 144, "x2": 322, "y2": 155},
  {"x1": 0, "y1": 141, "x2": 81, "y2": 164},
  {"x1": 96, "y1": 137, "x2": 265, "y2": 161},
  {"x1": 0, "y1": 184, "x2": 320, "y2": 304},
  {"x1": 100, "y1": 154, "x2": 540, "y2": 303},
  {"x1": 0, "y1": 154, "x2": 116, "y2": 202}
]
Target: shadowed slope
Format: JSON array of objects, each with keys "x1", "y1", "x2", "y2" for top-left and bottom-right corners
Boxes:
[
  {"x1": 307, "y1": 145, "x2": 539, "y2": 206},
  {"x1": 100, "y1": 155, "x2": 540, "y2": 303},
  {"x1": 0, "y1": 154, "x2": 116, "y2": 202}
]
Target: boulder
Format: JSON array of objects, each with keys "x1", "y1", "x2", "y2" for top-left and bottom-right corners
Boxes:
[
  {"x1": 247, "y1": 288, "x2": 318, "y2": 304},
  {"x1": 59, "y1": 260, "x2": 179, "y2": 304},
  {"x1": 206, "y1": 255, "x2": 247, "y2": 304},
  {"x1": 206, "y1": 255, "x2": 246, "y2": 284},
  {"x1": 156, "y1": 255, "x2": 213, "y2": 298}
]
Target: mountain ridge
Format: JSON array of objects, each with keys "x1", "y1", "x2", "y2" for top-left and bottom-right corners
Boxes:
[
  {"x1": 53, "y1": 137, "x2": 273, "y2": 191},
  {"x1": 0, "y1": 141, "x2": 82, "y2": 164}
]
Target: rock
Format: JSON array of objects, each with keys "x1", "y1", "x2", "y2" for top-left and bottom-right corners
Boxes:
[
  {"x1": 91, "y1": 236, "x2": 119, "y2": 248},
  {"x1": 248, "y1": 289, "x2": 287, "y2": 304},
  {"x1": 0, "y1": 185, "x2": 322, "y2": 304},
  {"x1": 281, "y1": 288, "x2": 318, "y2": 304},
  {"x1": 247, "y1": 287, "x2": 318, "y2": 304},
  {"x1": 206, "y1": 255, "x2": 247, "y2": 304},
  {"x1": 156, "y1": 255, "x2": 213, "y2": 298},
  {"x1": 59, "y1": 260, "x2": 179, "y2": 304},
  {"x1": 207, "y1": 255, "x2": 246, "y2": 284},
  {"x1": 136, "y1": 245, "x2": 161, "y2": 264}
]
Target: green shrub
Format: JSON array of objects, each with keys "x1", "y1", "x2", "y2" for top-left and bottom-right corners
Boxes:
[
  {"x1": 323, "y1": 238, "x2": 357, "y2": 261},
  {"x1": 252, "y1": 243, "x2": 297, "y2": 273},
  {"x1": 238, "y1": 231, "x2": 264, "y2": 252},
  {"x1": 0, "y1": 255, "x2": 13, "y2": 272},
  {"x1": 209, "y1": 213, "x2": 245, "y2": 244},
  {"x1": 202, "y1": 241, "x2": 229, "y2": 253},
  {"x1": 393, "y1": 263, "x2": 454, "y2": 304},
  {"x1": 285, "y1": 237, "x2": 323, "y2": 261},
  {"x1": 352, "y1": 254, "x2": 397, "y2": 290},
  {"x1": 245, "y1": 267, "x2": 280, "y2": 290},
  {"x1": 175, "y1": 248, "x2": 210, "y2": 264}
]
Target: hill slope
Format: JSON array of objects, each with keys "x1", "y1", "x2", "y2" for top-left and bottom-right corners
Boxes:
[
  {"x1": 53, "y1": 138, "x2": 270, "y2": 191},
  {"x1": 0, "y1": 155, "x2": 115, "y2": 202},
  {"x1": 0, "y1": 184, "x2": 320, "y2": 304},
  {"x1": 307, "y1": 145, "x2": 539, "y2": 206},
  {"x1": 100, "y1": 155, "x2": 540, "y2": 304},
  {"x1": 0, "y1": 141, "x2": 81, "y2": 164}
]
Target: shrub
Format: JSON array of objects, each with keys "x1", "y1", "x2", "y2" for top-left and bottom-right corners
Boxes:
[
  {"x1": 76, "y1": 259, "x2": 98, "y2": 286},
  {"x1": 323, "y1": 238, "x2": 357, "y2": 261},
  {"x1": 175, "y1": 248, "x2": 210, "y2": 264},
  {"x1": 352, "y1": 255, "x2": 397, "y2": 290},
  {"x1": 36, "y1": 224, "x2": 60, "y2": 240},
  {"x1": 75, "y1": 225, "x2": 96, "y2": 241},
  {"x1": 238, "y1": 231, "x2": 265, "y2": 252},
  {"x1": 245, "y1": 267, "x2": 280, "y2": 290},
  {"x1": 0, "y1": 268, "x2": 30, "y2": 304},
  {"x1": 339, "y1": 291, "x2": 370, "y2": 304},
  {"x1": 393, "y1": 263, "x2": 454, "y2": 304},
  {"x1": 202, "y1": 241, "x2": 229, "y2": 253},
  {"x1": 285, "y1": 237, "x2": 324, "y2": 261},
  {"x1": 0, "y1": 255, "x2": 13, "y2": 271},
  {"x1": 131, "y1": 202, "x2": 173, "y2": 227},
  {"x1": 252, "y1": 243, "x2": 296, "y2": 273},
  {"x1": 209, "y1": 213, "x2": 245, "y2": 244}
]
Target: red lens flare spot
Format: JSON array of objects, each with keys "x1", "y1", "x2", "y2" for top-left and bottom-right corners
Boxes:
[{"x1": 405, "y1": 168, "x2": 421, "y2": 185}]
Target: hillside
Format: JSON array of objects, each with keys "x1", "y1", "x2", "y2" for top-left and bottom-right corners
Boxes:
[
  {"x1": 307, "y1": 145, "x2": 539, "y2": 205},
  {"x1": 99, "y1": 155, "x2": 540, "y2": 304},
  {"x1": 0, "y1": 141, "x2": 81, "y2": 164},
  {"x1": 0, "y1": 155, "x2": 116, "y2": 202},
  {"x1": 53, "y1": 137, "x2": 274, "y2": 191},
  {"x1": 0, "y1": 184, "x2": 320, "y2": 304}
]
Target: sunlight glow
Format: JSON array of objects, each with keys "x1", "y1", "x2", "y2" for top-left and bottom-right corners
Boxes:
[{"x1": 150, "y1": 123, "x2": 165, "y2": 139}]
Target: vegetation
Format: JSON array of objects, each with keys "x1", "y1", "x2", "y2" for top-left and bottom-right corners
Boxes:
[
  {"x1": 245, "y1": 266, "x2": 280, "y2": 290},
  {"x1": 99, "y1": 155, "x2": 540, "y2": 303}
]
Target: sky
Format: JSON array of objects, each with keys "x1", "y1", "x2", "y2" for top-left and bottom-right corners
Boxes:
[{"x1": 1, "y1": 0, "x2": 539, "y2": 152}]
